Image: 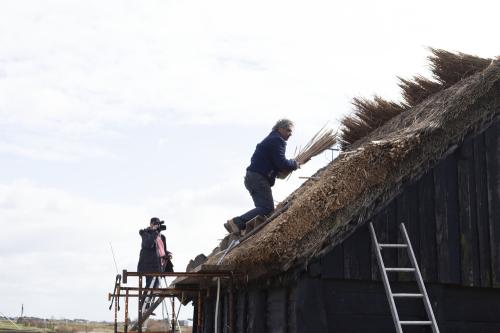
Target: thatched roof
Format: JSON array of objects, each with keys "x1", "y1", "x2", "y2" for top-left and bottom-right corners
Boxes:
[{"x1": 204, "y1": 51, "x2": 500, "y2": 279}]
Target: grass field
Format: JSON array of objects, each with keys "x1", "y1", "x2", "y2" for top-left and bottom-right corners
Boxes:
[
  {"x1": 1, "y1": 320, "x2": 191, "y2": 333},
  {"x1": 0, "y1": 319, "x2": 114, "y2": 333},
  {"x1": 0, "y1": 320, "x2": 50, "y2": 332}
]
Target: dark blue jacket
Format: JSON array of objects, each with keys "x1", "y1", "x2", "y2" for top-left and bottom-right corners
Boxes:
[{"x1": 247, "y1": 130, "x2": 298, "y2": 186}]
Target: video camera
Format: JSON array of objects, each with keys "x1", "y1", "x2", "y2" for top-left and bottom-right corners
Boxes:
[{"x1": 152, "y1": 219, "x2": 166, "y2": 231}]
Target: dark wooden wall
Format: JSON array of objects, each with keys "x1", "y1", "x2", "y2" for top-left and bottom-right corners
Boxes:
[
  {"x1": 196, "y1": 277, "x2": 500, "y2": 333},
  {"x1": 196, "y1": 285, "x2": 295, "y2": 333},
  {"x1": 297, "y1": 278, "x2": 500, "y2": 333},
  {"x1": 319, "y1": 120, "x2": 500, "y2": 288}
]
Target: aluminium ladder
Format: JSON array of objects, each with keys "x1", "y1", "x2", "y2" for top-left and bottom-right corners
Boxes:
[{"x1": 368, "y1": 222, "x2": 440, "y2": 333}]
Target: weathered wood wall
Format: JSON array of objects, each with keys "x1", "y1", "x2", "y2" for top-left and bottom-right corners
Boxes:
[
  {"x1": 196, "y1": 278, "x2": 500, "y2": 333},
  {"x1": 295, "y1": 279, "x2": 500, "y2": 333}
]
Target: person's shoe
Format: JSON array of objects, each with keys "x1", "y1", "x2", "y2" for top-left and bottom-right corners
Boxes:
[{"x1": 224, "y1": 219, "x2": 241, "y2": 234}]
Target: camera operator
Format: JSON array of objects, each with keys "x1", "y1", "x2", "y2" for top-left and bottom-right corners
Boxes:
[{"x1": 137, "y1": 217, "x2": 173, "y2": 312}]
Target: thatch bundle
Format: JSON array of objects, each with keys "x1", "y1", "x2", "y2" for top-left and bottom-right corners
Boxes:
[
  {"x1": 339, "y1": 96, "x2": 405, "y2": 149},
  {"x1": 428, "y1": 48, "x2": 491, "y2": 86},
  {"x1": 398, "y1": 75, "x2": 442, "y2": 107},
  {"x1": 339, "y1": 48, "x2": 492, "y2": 150},
  {"x1": 294, "y1": 126, "x2": 337, "y2": 164},
  {"x1": 277, "y1": 126, "x2": 337, "y2": 179}
]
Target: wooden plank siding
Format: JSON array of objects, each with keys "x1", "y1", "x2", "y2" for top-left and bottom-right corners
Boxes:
[
  {"x1": 222, "y1": 293, "x2": 229, "y2": 333},
  {"x1": 418, "y1": 171, "x2": 438, "y2": 283},
  {"x1": 342, "y1": 222, "x2": 371, "y2": 281},
  {"x1": 218, "y1": 278, "x2": 500, "y2": 333},
  {"x1": 203, "y1": 294, "x2": 215, "y2": 333},
  {"x1": 485, "y1": 121, "x2": 500, "y2": 287},
  {"x1": 246, "y1": 288, "x2": 266, "y2": 333},
  {"x1": 320, "y1": 243, "x2": 344, "y2": 279},
  {"x1": 396, "y1": 183, "x2": 420, "y2": 282},
  {"x1": 435, "y1": 153, "x2": 462, "y2": 284},
  {"x1": 287, "y1": 286, "x2": 297, "y2": 333},
  {"x1": 457, "y1": 137, "x2": 481, "y2": 286},
  {"x1": 474, "y1": 132, "x2": 492, "y2": 287},
  {"x1": 235, "y1": 291, "x2": 246, "y2": 333},
  {"x1": 266, "y1": 288, "x2": 287, "y2": 333},
  {"x1": 295, "y1": 278, "x2": 328, "y2": 333},
  {"x1": 316, "y1": 119, "x2": 500, "y2": 288}
]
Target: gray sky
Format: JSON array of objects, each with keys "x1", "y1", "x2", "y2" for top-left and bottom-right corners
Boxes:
[{"x1": 0, "y1": 0, "x2": 498, "y2": 322}]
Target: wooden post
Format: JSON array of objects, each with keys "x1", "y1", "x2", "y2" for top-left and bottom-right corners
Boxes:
[
  {"x1": 229, "y1": 278, "x2": 235, "y2": 333},
  {"x1": 138, "y1": 276, "x2": 143, "y2": 333},
  {"x1": 197, "y1": 291, "x2": 203, "y2": 333},
  {"x1": 171, "y1": 298, "x2": 176, "y2": 332},
  {"x1": 114, "y1": 290, "x2": 118, "y2": 333},
  {"x1": 124, "y1": 289, "x2": 129, "y2": 333}
]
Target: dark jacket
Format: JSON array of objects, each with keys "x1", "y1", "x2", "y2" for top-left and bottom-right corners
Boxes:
[
  {"x1": 137, "y1": 228, "x2": 161, "y2": 273},
  {"x1": 247, "y1": 130, "x2": 298, "y2": 186}
]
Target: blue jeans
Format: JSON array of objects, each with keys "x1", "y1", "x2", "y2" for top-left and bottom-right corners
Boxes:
[{"x1": 234, "y1": 170, "x2": 274, "y2": 229}]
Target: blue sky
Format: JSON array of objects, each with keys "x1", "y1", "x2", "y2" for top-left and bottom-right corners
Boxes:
[{"x1": 0, "y1": 0, "x2": 499, "y2": 322}]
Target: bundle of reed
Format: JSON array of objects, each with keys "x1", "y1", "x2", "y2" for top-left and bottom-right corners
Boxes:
[{"x1": 277, "y1": 126, "x2": 337, "y2": 179}]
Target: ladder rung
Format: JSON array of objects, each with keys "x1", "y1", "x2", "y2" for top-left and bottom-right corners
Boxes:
[
  {"x1": 400, "y1": 321, "x2": 432, "y2": 325},
  {"x1": 393, "y1": 293, "x2": 424, "y2": 298},
  {"x1": 379, "y1": 243, "x2": 408, "y2": 248},
  {"x1": 385, "y1": 268, "x2": 415, "y2": 272}
]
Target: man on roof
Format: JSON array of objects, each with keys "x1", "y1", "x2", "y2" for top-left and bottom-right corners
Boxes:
[{"x1": 225, "y1": 119, "x2": 299, "y2": 234}]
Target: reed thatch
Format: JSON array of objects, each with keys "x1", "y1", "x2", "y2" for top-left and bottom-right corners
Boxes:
[
  {"x1": 339, "y1": 48, "x2": 493, "y2": 150},
  {"x1": 203, "y1": 53, "x2": 500, "y2": 279},
  {"x1": 398, "y1": 75, "x2": 442, "y2": 108},
  {"x1": 429, "y1": 48, "x2": 492, "y2": 86},
  {"x1": 339, "y1": 96, "x2": 405, "y2": 149}
]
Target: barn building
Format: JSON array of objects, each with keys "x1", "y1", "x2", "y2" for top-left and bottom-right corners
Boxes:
[{"x1": 176, "y1": 50, "x2": 500, "y2": 333}]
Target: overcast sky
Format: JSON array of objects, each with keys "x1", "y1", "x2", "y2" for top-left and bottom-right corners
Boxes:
[{"x1": 0, "y1": 0, "x2": 498, "y2": 322}]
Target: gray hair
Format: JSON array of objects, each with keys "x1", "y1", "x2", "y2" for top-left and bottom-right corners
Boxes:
[{"x1": 272, "y1": 119, "x2": 294, "y2": 131}]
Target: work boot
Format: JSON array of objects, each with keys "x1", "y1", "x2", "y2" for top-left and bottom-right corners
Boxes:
[{"x1": 224, "y1": 219, "x2": 241, "y2": 234}]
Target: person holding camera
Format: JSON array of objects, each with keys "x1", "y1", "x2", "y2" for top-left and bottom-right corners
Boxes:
[{"x1": 137, "y1": 217, "x2": 173, "y2": 312}]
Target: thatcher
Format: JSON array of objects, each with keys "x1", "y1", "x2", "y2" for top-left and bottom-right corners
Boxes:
[{"x1": 204, "y1": 51, "x2": 500, "y2": 278}]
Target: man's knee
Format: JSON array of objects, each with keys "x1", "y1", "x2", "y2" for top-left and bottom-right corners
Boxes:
[{"x1": 262, "y1": 204, "x2": 274, "y2": 216}]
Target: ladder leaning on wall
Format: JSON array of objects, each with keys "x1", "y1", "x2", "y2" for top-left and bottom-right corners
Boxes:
[{"x1": 368, "y1": 222, "x2": 440, "y2": 333}]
